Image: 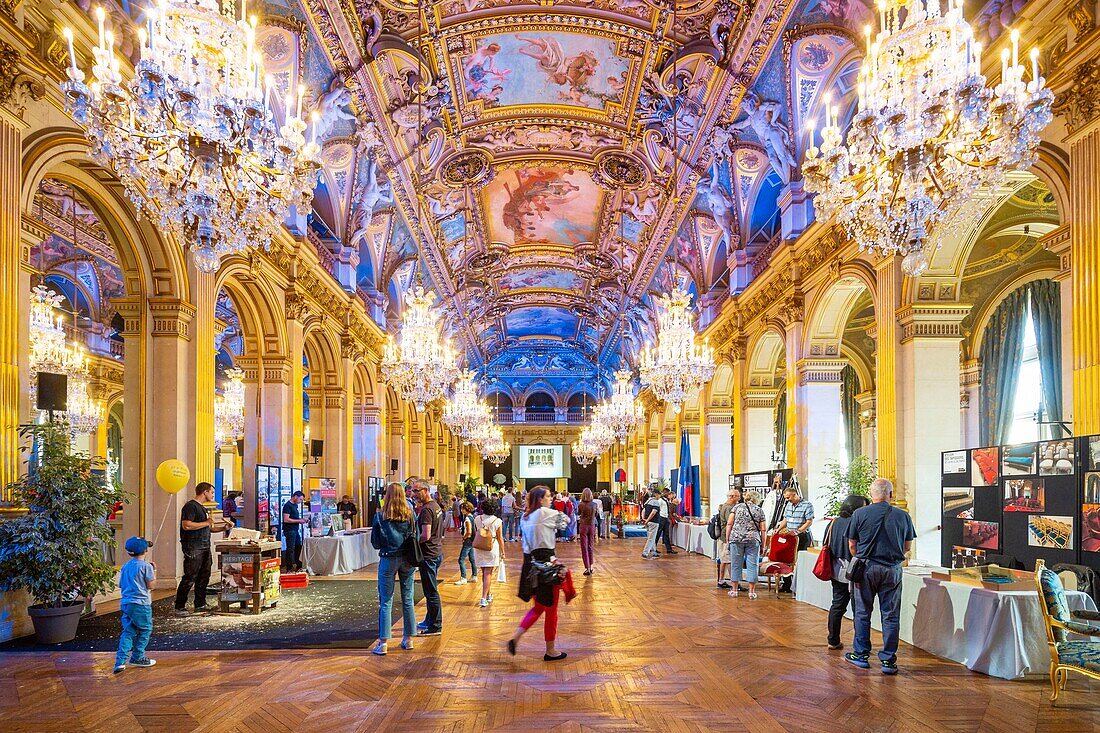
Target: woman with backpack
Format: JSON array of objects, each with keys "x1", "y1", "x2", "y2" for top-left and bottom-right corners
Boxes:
[
  {"x1": 724, "y1": 487, "x2": 767, "y2": 599},
  {"x1": 509, "y1": 485, "x2": 570, "y2": 661},
  {"x1": 370, "y1": 482, "x2": 418, "y2": 655},
  {"x1": 473, "y1": 498, "x2": 506, "y2": 607}
]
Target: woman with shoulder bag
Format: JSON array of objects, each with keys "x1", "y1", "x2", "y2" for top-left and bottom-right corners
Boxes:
[
  {"x1": 725, "y1": 488, "x2": 767, "y2": 599},
  {"x1": 825, "y1": 494, "x2": 870, "y2": 650},
  {"x1": 473, "y1": 498, "x2": 506, "y2": 608},
  {"x1": 370, "y1": 482, "x2": 418, "y2": 656},
  {"x1": 508, "y1": 485, "x2": 570, "y2": 661}
]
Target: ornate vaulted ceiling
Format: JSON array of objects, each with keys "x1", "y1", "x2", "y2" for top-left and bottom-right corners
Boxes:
[
  {"x1": 292, "y1": 0, "x2": 799, "y2": 388},
  {"x1": 252, "y1": 0, "x2": 925, "y2": 396}
]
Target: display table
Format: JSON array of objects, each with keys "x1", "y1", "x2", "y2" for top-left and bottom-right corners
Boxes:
[
  {"x1": 671, "y1": 522, "x2": 716, "y2": 559},
  {"x1": 303, "y1": 530, "x2": 379, "y2": 576},
  {"x1": 214, "y1": 540, "x2": 282, "y2": 615},
  {"x1": 793, "y1": 550, "x2": 1098, "y2": 679}
]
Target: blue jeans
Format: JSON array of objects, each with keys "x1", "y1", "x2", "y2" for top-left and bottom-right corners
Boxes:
[
  {"x1": 458, "y1": 543, "x2": 476, "y2": 579},
  {"x1": 419, "y1": 554, "x2": 443, "y2": 631},
  {"x1": 853, "y1": 563, "x2": 903, "y2": 663},
  {"x1": 377, "y1": 555, "x2": 416, "y2": 641},
  {"x1": 729, "y1": 541, "x2": 760, "y2": 583},
  {"x1": 502, "y1": 513, "x2": 515, "y2": 541},
  {"x1": 115, "y1": 602, "x2": 153, "y2": 666}
]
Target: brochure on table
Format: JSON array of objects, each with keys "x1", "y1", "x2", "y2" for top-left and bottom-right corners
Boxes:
[{"x1": 940, "y1": 434, "x2": 1100, "y2": 576}]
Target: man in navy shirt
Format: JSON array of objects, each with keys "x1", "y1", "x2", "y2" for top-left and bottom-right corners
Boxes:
[
  {"x1": 845, "y1": 478, "x2": 915, "y2": 675},
  {"x1": 282, "y1": 490, "x2": 308, "y2": 572}
]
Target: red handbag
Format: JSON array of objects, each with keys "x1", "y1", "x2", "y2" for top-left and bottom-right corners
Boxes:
[{"x1": 812, "y1": 522, "x2": 835, "y2": 581}]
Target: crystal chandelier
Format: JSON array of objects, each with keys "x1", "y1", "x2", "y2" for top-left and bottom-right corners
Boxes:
[
  {"x1": 572, "y1": 429, "x2": 601, "y2": 467},
  {"x1": 483, "y1": 425, "x2": 511, "y2": 466},
  {"x1": 802, "y1": 0, "x2": 1052, "y2": 276},
  {"x1": 442, "y1": 370, "x2": 486, "y2": 439},
  {"x1": 597, "y1": 370, "x2": 645, "y2": 443},
  {"x1": 60, "y1": 1, "x2": 321, "y2": 273},
  {"x1": 214, "y1": 367, "x2": 246, "y2": 449},
  {"x1": 28, "y1": 285, "x2": 103, "y2": 433},
  {"x1": 638, "y1": 287, "x2": 715, "y2": 413},
  {"x1": 381, "y1": 284, "x2": 459, "y2": 412}
]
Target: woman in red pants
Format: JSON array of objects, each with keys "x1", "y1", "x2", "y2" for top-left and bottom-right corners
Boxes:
[
  {"x1": 508, "y1": 485, "x2": 569, "y2": 661},
  {"x1": 577, "y1": 488, "x2": 598, "y2": 575}
]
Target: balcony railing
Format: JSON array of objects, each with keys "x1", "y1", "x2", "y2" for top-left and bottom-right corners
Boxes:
[{"x1": 492, "y1": 409, "x2": 592, "y2": 425}]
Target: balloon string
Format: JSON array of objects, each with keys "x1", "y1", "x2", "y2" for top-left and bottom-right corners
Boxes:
[{"x1": 150, "y1": 499, "x2": 175, "y2": 552}]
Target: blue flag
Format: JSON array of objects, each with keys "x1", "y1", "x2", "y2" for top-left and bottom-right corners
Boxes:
[{"x1": 677, "y1": 430, "x2": 696, "y2": 516}]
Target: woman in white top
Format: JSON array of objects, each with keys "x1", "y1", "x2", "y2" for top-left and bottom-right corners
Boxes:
[
  {"x1": 509, "y1": 485, "x2": 569, "y2": 661},
  {"x1": 473, "y1": 498, "x2": 506, "y2": 608}
]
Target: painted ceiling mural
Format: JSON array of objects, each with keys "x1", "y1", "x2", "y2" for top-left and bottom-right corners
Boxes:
[{"x1": 236, "y1": 0, "x2": 893, "y2": 397}]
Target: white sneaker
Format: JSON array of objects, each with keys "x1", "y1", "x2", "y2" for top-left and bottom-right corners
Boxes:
[
  {"x1": 454, "y1": 579, "x2": 467, "y2": 585},
  {"x1": 488, "y1": 594, "x2": 494, "y2": 603},
  {"x1": 479, "y1": 598, "x2": 489, "y2": 608}
]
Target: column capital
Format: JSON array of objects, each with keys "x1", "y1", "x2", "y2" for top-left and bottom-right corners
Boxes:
[
  {"x1": 895, "y1": 304, "x2": 972, "y2": 344},
  {"x1": 112, "y1": 297, "x2": 144, "y2": 337},
  {"x1": 706, "y1": 411, "x2": 735, "y2": 425},
  {"x1": 261, "y1": 356, "x2": 294, "y2": 385},
  {"x1": 742, "y1": 388, "x2": 780, "y2": 409},
  {"x1": 855, "y1": 391, "x2": 876, "y2": 428},
  {"x1": 796, "y1": 358, "x2": 846, "y2": 384},
  {"x1": 1051, "y1": 58, "x2": 1100, "y2": 140},
  {"x1": 147, "y1": 298, "x2": 196, "y2": 340}
]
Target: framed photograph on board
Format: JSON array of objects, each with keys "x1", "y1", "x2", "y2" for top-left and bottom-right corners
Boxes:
[{"x1": 971, "y1": 447, "x2": 999, "y2": 486}]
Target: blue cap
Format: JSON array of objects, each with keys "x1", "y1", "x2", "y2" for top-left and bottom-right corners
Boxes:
[{"x1": 124, "y1": 536, "x2": 150, "y2": 555}]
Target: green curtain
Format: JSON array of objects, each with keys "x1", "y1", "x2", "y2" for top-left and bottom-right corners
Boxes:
[
  {"x1": 1025, "y1": 279, "x2": 1063, "y2": 436},
  {"x1": 841, "y1": 364, "x2": 861, "y2": 464},
  {"x1": 979, "y1": 288, "x2": 1027, "y2": 445},
  {"x1": 774, "y1": 387, "x2": 787, "y2": 459}
]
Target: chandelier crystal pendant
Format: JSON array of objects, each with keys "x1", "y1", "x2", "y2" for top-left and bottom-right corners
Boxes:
[
  {"x1": 638, "y1": 287, "x2": 715, "y2": 414},
  {"x1": 572, "y1": 426, "x2": 602, "y2": 467},
  {"x1": 802, "y1": 0, "x2": 1053, "y2": 276},
  {"x1": 60, "y1": 1, "x2": 322, "y2": 273},
  {"x1": 380, "y1": 284, "x2": 459, "y2": 412},
  {"x1": 598, "y1": 370, "x2": 645, "y2": 444},
  {"x1": 214, "y1": 367, "x2": 246, "y2": 449}
]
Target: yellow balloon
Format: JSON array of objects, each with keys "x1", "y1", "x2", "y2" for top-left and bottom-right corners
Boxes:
[{"x1": 156, "y1": 459, "x2": 190, "y2": 494}]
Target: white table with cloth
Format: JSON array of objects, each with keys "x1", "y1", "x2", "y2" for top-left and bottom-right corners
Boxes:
[
  {"x1": 793, "y1": 550, "x2": 1098, "y2": 679},
  {"x1": 672, "y1": 522, "x2": 716, "y2": 559},
  {"x1": 303, "y1": 530, "x2": 379, "y2": 576}
]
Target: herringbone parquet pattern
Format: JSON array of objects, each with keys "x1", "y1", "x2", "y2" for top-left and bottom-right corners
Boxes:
[{"x1": 1, "y1": 536, "x2": 1097, "y2": 732}]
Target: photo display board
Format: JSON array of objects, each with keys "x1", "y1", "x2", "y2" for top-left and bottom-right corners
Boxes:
[
  {"x1": 941, "y1": 435, "x2": 1099, "y2": 573},
  {"x1": 255, "y1": 464, "x2": 303, "y2": 539}
]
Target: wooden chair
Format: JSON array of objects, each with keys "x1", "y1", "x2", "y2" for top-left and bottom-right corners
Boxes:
[{"x1": 1034, "y1": 558, "x2": 1100, "y2": 702}]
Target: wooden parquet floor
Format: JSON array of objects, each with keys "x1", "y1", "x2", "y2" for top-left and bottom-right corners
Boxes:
[{"x1": 1, "y1": 535, "x2": 1098, "y2": 733}]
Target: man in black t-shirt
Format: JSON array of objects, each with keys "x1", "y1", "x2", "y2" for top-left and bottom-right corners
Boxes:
[
  {"x1": 413, "y1": 480, "x2": 445, "y2": 635},
  {"x1": 175, "y1": 482, "x2": 232, "y2": 616},
  {"x1": 337, "y1": 495, "x2": 358, "y2": 527},
  {"x1": 282, "y1": 491, "x2": 308, "y2": 572}
]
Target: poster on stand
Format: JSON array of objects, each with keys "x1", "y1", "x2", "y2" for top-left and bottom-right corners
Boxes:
[
  {"x1": 943, "y1": 451, "x2": 967, "y2": 474},
  {"x1": 1028, "y1": 515, "x2": 1074, "y2": 550},
  {"x1": 261, "y1": 557, "x2": 280, "y2": 603},
  {"x1": 1002, "y1": 443, "x2": 1037, "y2": 477},
  {"x1": 971, "y1": 447, "x2": 999, "y2": 486},
  {"x1": 1038, "y1": 440, "x2": 1075, "y2": 475},
  {"x1": 221, "y1": 554, "x2": 255, "y2": 602}
]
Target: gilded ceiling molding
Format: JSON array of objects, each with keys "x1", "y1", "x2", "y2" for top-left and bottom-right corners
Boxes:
[
  {"x1": 1051, "y1": 58, "x2": 1100, "y2": 135},
  {"x1": 0, "y1": 40, "x2": 44, "y2": 120}
]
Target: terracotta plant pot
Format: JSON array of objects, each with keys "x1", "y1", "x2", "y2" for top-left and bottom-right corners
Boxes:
[{"x1": 28, "y1": 602, "x2": 84, "y2": 644}]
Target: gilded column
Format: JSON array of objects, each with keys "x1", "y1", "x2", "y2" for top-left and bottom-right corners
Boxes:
[
  {"x1": 779, "y1": 295, "x2": 804, "y2": 480},
  {"x1": 874, "y1": 256, "x2": 902, "y2": 484},
  {"x1": 187, "y1": 264, "x2": 216, "y2": 486},
  {"x1": 114, "y1": 297, "x2": 146, "y2": 537},
  {"x1": 0, "y1": 116, "x2": 22, "y2": 501}
]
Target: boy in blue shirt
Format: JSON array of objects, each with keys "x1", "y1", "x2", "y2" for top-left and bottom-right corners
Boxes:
[{"x1": 114, "y1": 536, "x2": 157, "y2": 674}]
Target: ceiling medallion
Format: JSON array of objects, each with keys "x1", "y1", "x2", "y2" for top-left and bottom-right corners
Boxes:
[
  {"x1": 439, "y1": 149, "x2": 494, "y2": 189},
  {"x1": 592, "y1": 151, "x2": 648, "y2": 191}
]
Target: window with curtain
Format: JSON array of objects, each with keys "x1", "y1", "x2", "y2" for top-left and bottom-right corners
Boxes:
[
  {"x1": 840, "y1": 364, "x2": 861, "y2": 465},
  {"x1": 979, "y1": 279, "x2": 1061, "y2": 446},
  {"x1": 774, "y1": 387, "x2": 787, "y2": 461}
]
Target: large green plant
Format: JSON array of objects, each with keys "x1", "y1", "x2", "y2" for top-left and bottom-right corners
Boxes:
[
  {"x1": 820, "y1": 455, "x2": 877, "y2": 517},
  {"x1": 0, "y1": 422, "x2": 126, "y2": 608}
]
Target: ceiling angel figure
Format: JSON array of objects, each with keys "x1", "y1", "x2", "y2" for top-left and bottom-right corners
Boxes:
[
  {"x1": 347, "y1": 153, "x2": 394, "y2": 245},
  {"x1": 311, "y1": 78, "x2": 358, "y2": 141},
  {"x1": 698, "y1": 162, "x2": 738, "y2": 251},
  {"x1": 622, "y1": 186, "x2": 660, "y2": 225},
  {"x1": 732, "y1": 92, "x2": 796, "y2": 184}
]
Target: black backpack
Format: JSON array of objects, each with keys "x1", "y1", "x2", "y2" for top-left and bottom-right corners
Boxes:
[{"x1": 707, "y1": 512, "x2": 722, "y2": 540}]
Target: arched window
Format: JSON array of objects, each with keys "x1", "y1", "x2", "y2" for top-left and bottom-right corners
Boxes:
[{"x1": 980, "y1": 279, "x2": 1062, "y2": 445}]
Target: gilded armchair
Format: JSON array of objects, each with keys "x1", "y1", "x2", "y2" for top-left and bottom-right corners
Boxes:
[{"x1": 1035, "y1": 558, "x2": 1100, "y2": 702}]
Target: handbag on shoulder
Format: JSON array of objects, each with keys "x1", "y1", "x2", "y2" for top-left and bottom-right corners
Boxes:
[
  {"x1": 812, "y1": 522, "x2": 834, "y2": 581},
  {"x1": 404, "y1": 523, "x2": 424, "y2": 566}
]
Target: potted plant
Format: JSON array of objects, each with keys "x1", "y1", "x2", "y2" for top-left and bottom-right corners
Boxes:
[
  {"x1": 0, "y1": 422, "x2": 126, "y2": 643},
  {"x1": 820, "y1": 455, "x2": 877, "y2": 518}
]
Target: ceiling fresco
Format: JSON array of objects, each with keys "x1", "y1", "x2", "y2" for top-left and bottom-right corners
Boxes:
[{"x1": 248, "y1": 0, "x2": 897, "y2": 395}]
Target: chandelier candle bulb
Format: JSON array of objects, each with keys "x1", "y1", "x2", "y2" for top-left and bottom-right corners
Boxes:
[
  {"x1": 96, "y1": 7, "x2": 105, "y2": 49},
  {"x1": 63, "y1": 27, "x2": 78, "y2": 76}
]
